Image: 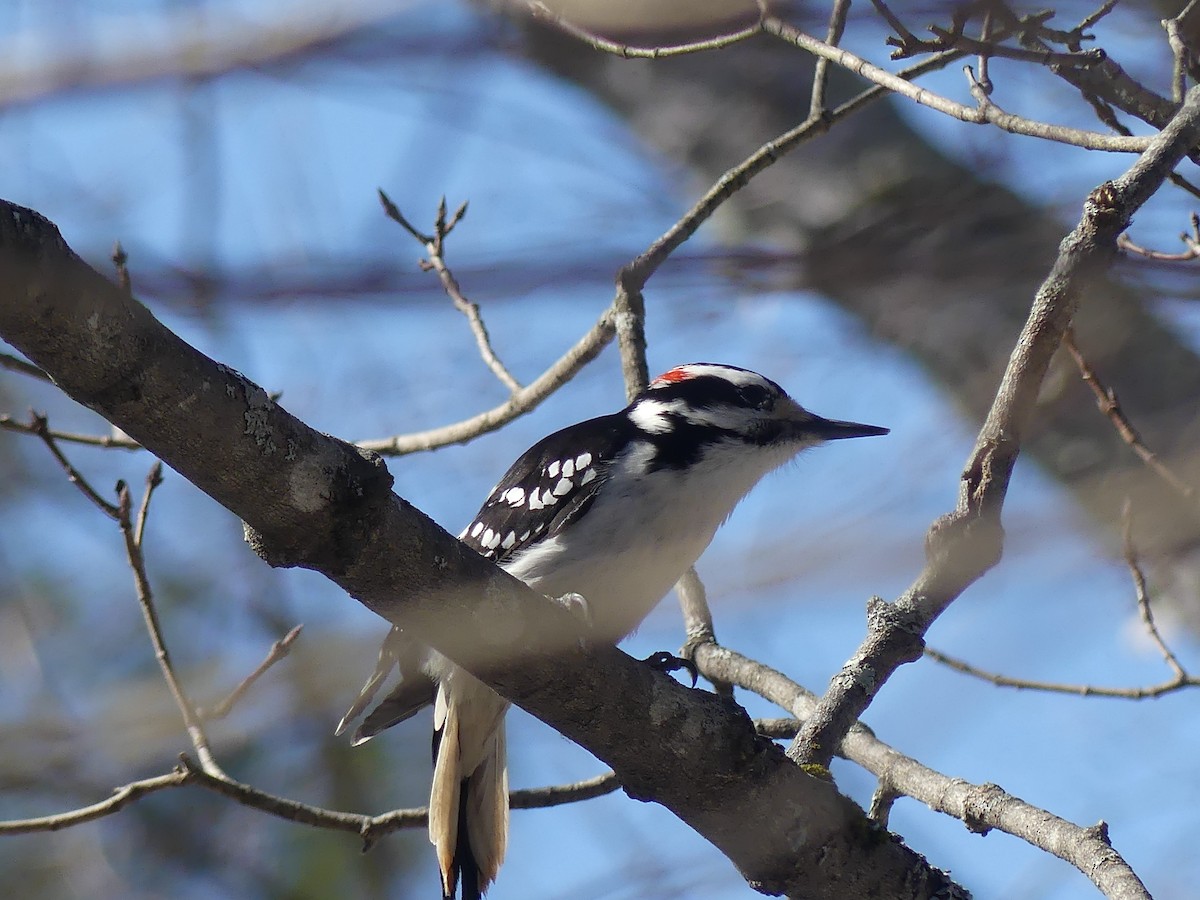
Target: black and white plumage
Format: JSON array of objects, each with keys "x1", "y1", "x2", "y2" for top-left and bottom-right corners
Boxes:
[{"x1": 337, "y1": 362, "x2": 888, "y2": 900}]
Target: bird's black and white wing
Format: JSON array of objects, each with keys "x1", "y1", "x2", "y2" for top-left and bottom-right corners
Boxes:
[
  {"x1": 457, "y1": 413, "x2": 630, "y2": 565},
  {"x1": 337, "y1": 413, "x2": 630, "y2": 743}
]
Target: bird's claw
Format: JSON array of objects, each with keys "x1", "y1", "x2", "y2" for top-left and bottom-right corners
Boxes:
[
  {"x1": 643, "y1": 650, "x2": 699, "y2": 687},
  {"x1": 555, "y1": 592, "x2": 592, "y2": 628}
]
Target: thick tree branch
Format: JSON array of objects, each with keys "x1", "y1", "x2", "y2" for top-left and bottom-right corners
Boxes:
[{"x1": 0, "y1": 201, "x2": 962, "y2": 899}]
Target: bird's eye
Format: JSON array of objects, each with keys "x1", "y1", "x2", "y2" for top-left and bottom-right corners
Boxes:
[{"x1": 739, "y1": 385, "x2": 773, "y2": 410}]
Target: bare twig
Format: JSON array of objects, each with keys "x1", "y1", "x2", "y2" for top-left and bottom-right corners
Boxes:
[
  {"x1": 0, "y1": 756, "x2": 619, "y2": 840},
  {"x1": 923, "y1": 646, "x2": 1198, "y2": 699},
  {"x1": 379, "y1": 191, "x2": 521, "y2": 394},
  {"x1": 975, "y1": 7, "x2": 994, "y2": 97},
  {"x1": 674, "y1": 568, "x2": 733, "y2": 700},
  {"x1": 868, "y1": 780, "x2": 900, "y2": 827},
  {"x1": 29, "y1": 413, "x2": 121, "y2": 519},
  {"x1": 762, "y1": 15, "x2": 1149, "y2": 153},
  {"x1": 873, "y1": 0, "x2": 1102, "y2": 68},
  {"x1": 528, "y1": 4, "x2": 763, "y2": 58},
  {"x1": 612, "y1": 276, "x2": 648, "y2": 401},
  {"x1": 1117, "y1": 213, "x2": 1200, "y2": 261},
  {"x1": 117, "y1": 466, "x2": 225, "y2": 778},
  {"x1": 1122, "y1": 503, "x2": 1188, "y2": 679},
  {"x1": 199, "y1": 625, "x2": 305, "y2": 721},
  {"x1": 0, "y1": 770, "x2": 191, "y2": 834},
  {"x1": 356, "y1": 306, "x2": 615, "y2": 455},
  {"x1": 1062, "y1": 329, "x2": 1195, "y2": 500},
  {"x1": 809, "y1": 0, "x2": 853, "y2": 118},
  {"x1": 0, "y1": 352, "x2": 51, "y2": 382},
  {"x1": 0, "y1": 415, "x2": 141, "y2": 449},
  {"x1": 1164, "y1": 0, "x2": 1200, "y2": 104},
  {"x1": 1018, "y1": 2, "x2": 1177, "y2": 139},
  {"x1": 753, "y1": 717, "x2": 800, "y2": 739}
]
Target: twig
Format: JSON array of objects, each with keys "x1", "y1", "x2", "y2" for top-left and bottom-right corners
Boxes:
[
  {"x1": 0, "y1": 351, "x2": 51, "y2": 382},
  {"x1": 762, "y1": 15, "x2": 1149, "y2": 153},
  {"x1": 975, "y1": 7, "x2": 994, "y2": 97},
  {"x1": 0, "y1": 414, "x2": 142, "y2": 449},
  {"x1": 117, "y1": 465, "x2": 225, "y2": 778},
  {"x1": 1164, "y1": 0, "x2": 1200, "y2": 104},
  {"x1": 674, "y1": 568, "x2": 733, "y2": 700},
  {"x1": 612, "y1": 276, "x2": 648, "y2": 401},
  {"x1": 873, "y1": 0, "x2": 1102, "y2": 68},
  {"x1": 356, "y1": 305, "x2": 615, "y2": 455},
  {"x1": 1122, "y1": 502, "x2": 1188, "y2": 679},
  {"x1": 1117, "y1": 213, "x2": 1200, "y2": 261},
  {"x1": 528, "y1": 4, "x2": 763, "y2": 58},
  {"x1": 1168, "y1": 172, "x2": 1200, "y2": 201},
  {"x1": 0, "y1": 756, "x2": 619, "y2": 840},
  {"x1": 29, "y1": 413, "x2": 121, "y2": 519},
  {"x1": 923, "y1": 647, "x2": 1198, "y2": 699},
  {"x1": 868, "y1": 780, "x2": 901, "y2": 827},
  {"x1": 1018, "y1": 2, "x2": 1178, "y2": 139},
  {"x1": 1062, "y1": 329, "x2": 1195, "y2": 500},
  {"x1": 199, "y1": 624, "x2": 305, "y2": 721},
  {"x1": 0, "y1": 770, "x2": 191, "y2": 834},
  {"x1": 809, "y1": 0, "x2": 853, "y2": 118},
  {"x1": 379, "y1": 191, "x2": 521, "y2": 394},
  {"x1": 753, "y1": 717, "x2": 800, "y2": 739}
]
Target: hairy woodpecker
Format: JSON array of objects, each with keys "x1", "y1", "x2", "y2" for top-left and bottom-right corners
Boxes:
[{"x1": 337, "y1": 362, "x2": 888, "y2": 899}]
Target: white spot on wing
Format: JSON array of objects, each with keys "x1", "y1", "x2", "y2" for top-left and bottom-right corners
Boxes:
[
  {"x1": 528, "y1": 489, "x2": 544, "y2": 510},
  {"x1": 580, "y1": 468, "x2": 597, "y2": 485},
  {"x1": 471, "y1": 521, "x2": 484, "y2": 538},
  {"x1": 553, "y1": 477, "x2": 572, "y2": 496},
  {"x1": 562, "y1": 459, "x2": 574, "y2": 478},
  {"x1": 506, "y1": 487, "x2": 525, "y2": 506},
  {"x1": 501, "y1": 531, "x2": 516, "y2": 549},
  {"x1": 575, "y1": 452, "x2": 592, "y2": 470},
  {"x1": 482, "y1": 528, "x2": 494, "y2": 546},
  {"x1": 547, "y1": 460, "x2": 560, "y2": 477},
  {"x1": 485, "y1": 530, "x2": 501, "y2": 549}
]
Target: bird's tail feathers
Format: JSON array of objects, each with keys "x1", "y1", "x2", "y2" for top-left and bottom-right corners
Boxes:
[{"x1": 430, "y1": 683, "x2": 508, "y2": 900}]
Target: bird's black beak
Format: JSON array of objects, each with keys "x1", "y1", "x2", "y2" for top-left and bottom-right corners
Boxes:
[{"x1": 807, "y1": 416, "x2": 890, "y2": 441}]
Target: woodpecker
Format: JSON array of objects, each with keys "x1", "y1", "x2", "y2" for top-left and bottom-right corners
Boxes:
[{"x1": 337, "y1": 362, "x2": 888, "y2": 899}]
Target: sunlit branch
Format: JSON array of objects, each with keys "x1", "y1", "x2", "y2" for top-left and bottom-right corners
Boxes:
[
  {"x1": 199, "y1": 625, "x2": 305, "y2": 721},
  {"x1": 762, "y1": 15, "x2": 1149, "y2": 153},
  {"x1": 528, "y1": 5, "x2": 763, "y2": 58},
  {"x1": 692, "y1": 642, "x2": 1152, "y2": 900}
]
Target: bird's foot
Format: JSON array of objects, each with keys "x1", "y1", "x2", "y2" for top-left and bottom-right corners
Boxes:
[
  {"x1": 554, "y1": 592, "x2": 592, "y2": 628},
  {"x1": 643, "y1": 650, "x2": 699, "y2": 687}
]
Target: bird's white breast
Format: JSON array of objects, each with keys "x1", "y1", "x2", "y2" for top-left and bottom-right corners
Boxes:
[{"x1": 501, "y1": 438, "x2": 797, "y2": 641}]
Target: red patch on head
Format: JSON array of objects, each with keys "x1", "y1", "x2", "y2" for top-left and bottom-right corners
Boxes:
[{"x1": 650, "y1": 366, "x2": 694, "y2": 388}]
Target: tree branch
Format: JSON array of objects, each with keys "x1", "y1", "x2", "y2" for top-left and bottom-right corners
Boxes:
[
  {"x1": 693, "y1": 643, "x2": 1152, "y2": 900},
  {"x1": 0, "y1": 200, "x2": 963, "y2": 899},
  {"x1": 791, "y1": 85, "x2": 1200, "y2": 769},
  {"x1": 762, "y1": 14, "x2": 1151, "y2": 153}
]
